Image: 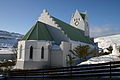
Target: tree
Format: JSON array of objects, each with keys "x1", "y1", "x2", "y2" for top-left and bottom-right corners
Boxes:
[
  {"x1": 70, "y1": 45, "x2": 97, "y2": 61},
  {"x1": 106, "y1": 45, "x2": 113, "y2": 53},
  {"x1": 66, "y1": 54, "x2": 75, "y2": 66},
  {"x1": 119, "y1": 46, "x2": 120, "y2": 52}
]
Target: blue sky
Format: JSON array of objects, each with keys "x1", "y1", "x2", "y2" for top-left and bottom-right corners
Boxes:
[{"x1": 0, "y1": 0, "x2": 120, "y2": 37}]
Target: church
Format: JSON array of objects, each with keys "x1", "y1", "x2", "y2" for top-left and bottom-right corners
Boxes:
[{"x1": 15, "y1": 9, "x2": 96, "y2": 70}]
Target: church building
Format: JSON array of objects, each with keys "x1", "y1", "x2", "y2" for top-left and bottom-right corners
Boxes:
[{"x1": 15, "y1": 9, "x2": 96, "y2": 70}]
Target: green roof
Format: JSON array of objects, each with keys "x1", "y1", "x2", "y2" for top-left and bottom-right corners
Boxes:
[
  {"x1": 52, "y1": 17, "x2": 94, "y2": 44},
  {"x1": 22, "y1": 14, "x2": 93, "y2": 44},
  {"x1": 22, "y1": 21, "x2": 53, "y2": 41}
]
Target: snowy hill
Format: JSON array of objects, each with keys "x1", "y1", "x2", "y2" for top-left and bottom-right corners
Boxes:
[
  {"x1": 94, "y1": 34, "x2": 120, "y2": 49},
  {"x1": 0, "y1": 30, "x2": 23, "y2": 48}
]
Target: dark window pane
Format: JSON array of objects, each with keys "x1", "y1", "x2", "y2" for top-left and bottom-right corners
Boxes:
[
  {"x1": 41, "y1": 47, "x2": 44, "y2": 59},
  {"x1": 30, "y1": 46, "x2": 33, "y2": 59}
]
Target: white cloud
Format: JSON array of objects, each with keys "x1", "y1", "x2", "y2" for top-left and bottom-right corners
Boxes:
[{"x1": 90, "y1": 24, "x2": 120, "y2": 37}]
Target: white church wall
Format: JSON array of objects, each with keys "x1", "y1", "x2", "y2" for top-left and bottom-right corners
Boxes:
[
  {"x1": 70, "y1": 10, "x2": 89, "y2": 37},
  {"x1": 37, "y1": 41, "x2": 50, "y2": 61},
  {"x1": 15, "y1": 40, "x2": 52, "y2": 69},
  {"x1": 24, "y1": 40, "x2": 50, "y2": 61},
  {"x1": 70, "y1": 10, "x2": 85, "y2": 31},
  {"x1": 60, "y1": 41, "x2": 71, "y2": 67},
  {"x1": 23, "y1": 61, "x2": 49, "y2": 69},
  {"x1": 15, "y1": 41, "x2": 26, "y2": 69},
  {"x1": 17, "y1": 41, "x2": 26, "y2": 61},
  {"x1": 50, "y1": 49, "x2": 63, "y2": 67},
  {"x1": 25, "y1": 40, "x2": 38, "y2": 61}
]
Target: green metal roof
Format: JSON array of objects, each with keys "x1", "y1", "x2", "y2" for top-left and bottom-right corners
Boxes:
[
  {"x1": 22, "y1": 13, "x2": 93, "y2": 44},
  {"x1": 22, "y1": 21, "x2": 53, "y2": 41},
  {"x1": 52, "y1": 17, "x2": 94, "y2": 44}
]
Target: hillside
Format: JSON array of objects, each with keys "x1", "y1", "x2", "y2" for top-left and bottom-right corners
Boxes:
[
  {"x1": 0, "y1": 30, "x2": 23, "y2": 48},
  {"x1": 94, "y1": 34, "x2": 120, "y2": 49}
]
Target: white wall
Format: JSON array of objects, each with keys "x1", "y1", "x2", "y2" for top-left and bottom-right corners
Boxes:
[
  {"x1": 70, "y1": 10, "x2": 89, "y2": 37},
  {"x1": 50, "y1": 49, "x2": 63, "y2": 67},
  {"x1": 70, "y1": 10, "x2": 85, "y2": 31},
  {"x1": 15, "y1": 40, "x2": 52, "y2": 69},
  {"x1": 60, "y1": 42, "x2": 71, "y2": 67}
]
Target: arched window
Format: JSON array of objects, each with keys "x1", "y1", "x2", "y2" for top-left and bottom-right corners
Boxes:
[
  {"x1": 19, "y1": 45, "x2": 22, "y2": 59},
  {"x1": 30, "y1": 46, "x2": 33, "y2": 59},
  {"x1": 41, "y1": 47, "x2": 44, "y2": 59}
]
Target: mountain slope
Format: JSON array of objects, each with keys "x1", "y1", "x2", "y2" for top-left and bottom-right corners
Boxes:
[
  {"x1": 94, "y1": 34, "x2": 120, "y2": 49},
  {"x1": 0, "y1": 30, "x2": 23, "y2": 48}
]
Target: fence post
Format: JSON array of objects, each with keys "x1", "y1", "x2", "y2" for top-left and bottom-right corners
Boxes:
[
  {"x1": 42, "y1": 70, "x2": 44, "y2": 79},
  {"x1": 70, "y1": 66, "x2": 72, "y2": 77},
  {"x1": 110, "y1": 62, "x2": 111, "y2": 79}
]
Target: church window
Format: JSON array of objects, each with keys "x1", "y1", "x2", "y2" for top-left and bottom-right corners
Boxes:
[
  {"x1": 19, "y1": 45, "x2": 22, "y2": 59},
  {"x1": 78, "y1": 18, "x2": 80, "y2": 20},
  {"x1": 74, "y1": 19, "x2": 76, "y2": 21},
  {"x1": 30, "y1": 46, "x2": 33, "y2": 59},
  {"x1": 41, "y1": 47, "x2": 44, "y2": 59}
]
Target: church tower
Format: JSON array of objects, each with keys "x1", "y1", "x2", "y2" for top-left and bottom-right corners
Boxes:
[{"x1": 70, "y1": 10, "x2": 89, "y2": 37}]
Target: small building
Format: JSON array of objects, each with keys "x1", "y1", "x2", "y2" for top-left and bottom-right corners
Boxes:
[{"x1": 15, "y1": 9, "x2": 96, "y2": 70}]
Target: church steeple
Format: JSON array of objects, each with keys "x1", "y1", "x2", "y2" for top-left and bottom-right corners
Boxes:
[{"x1": 70, "y1": 10, "x2": 89, "y2": 37}]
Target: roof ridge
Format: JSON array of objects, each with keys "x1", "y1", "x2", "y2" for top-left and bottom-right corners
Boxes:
[
  {"x1": 36, "y1": 22, "x2": 39, "y2": 40},
  {"x1": 25, "y1": 24, "x2": 36, "y2": 40}
]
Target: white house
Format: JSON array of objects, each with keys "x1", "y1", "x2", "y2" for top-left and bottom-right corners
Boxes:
[{"x1": 15, "y1": 9, "x2": 97, "y2": 70}]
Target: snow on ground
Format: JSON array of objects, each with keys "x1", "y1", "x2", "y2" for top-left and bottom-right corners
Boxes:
[
  {"x1": 0, "y1": 48, "x2": 14, "y2": 54},
  {"x1": 94, "y1": 34, "x2": 120, "y2": 49},
  {"x1": 78, "y1": 44, "x2": 120, "y2": 65},
  {"x1": 78, "y1": 54, "x2": 120, "y2": 65}
]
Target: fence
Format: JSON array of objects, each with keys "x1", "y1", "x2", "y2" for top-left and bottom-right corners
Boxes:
[{"x1": 5, "y1": 61, "x2": 120, "y2": 79}]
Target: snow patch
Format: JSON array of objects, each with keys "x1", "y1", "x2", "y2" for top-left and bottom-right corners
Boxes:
[
  {"x1": 0, "y1": 48, "x2": 14, "y2": 54},
  {"x1": 94, "y1": 34, "x2": 120, "y2": 49},
  {"x1": 78, "y1": 54, "x2": 120, "y2": 65},
  {"x1": 51, "y1": 45, "x2": 61, "y2": 50}
]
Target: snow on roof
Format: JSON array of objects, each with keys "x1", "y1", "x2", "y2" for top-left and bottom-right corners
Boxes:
[
  {"x1": 69, "y1": 40, "x2": 95, "y2": 48},
  {"x1": 51, "y1": 45, "x2": 61, "y2": 50},
  {"x1": 0, "y1": 48, "x2": 14, "y2": 54}
]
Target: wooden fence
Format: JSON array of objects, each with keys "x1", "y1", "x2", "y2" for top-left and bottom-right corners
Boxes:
[{"x1": 5, "y1": 61, "x2": 120, "y2": 79}]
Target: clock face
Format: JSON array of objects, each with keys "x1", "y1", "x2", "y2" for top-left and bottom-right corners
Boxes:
[
  {"x1": 75, "y1": 21, "x2": 79, "y2": 26},
  {"x1": 74, "y1": 18, "x2": 80, "y2": 26}
]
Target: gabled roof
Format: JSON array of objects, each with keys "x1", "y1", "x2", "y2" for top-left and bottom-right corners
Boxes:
[
  {"x1": 22, "y1": 10, "x2": 94, "y2": 44},
  {"x1": 52, "y1": 17, "x2": 94, "y2": 44},
  {"x1": 22, "y1": 21, "x2": 53, "y2": 41}
]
